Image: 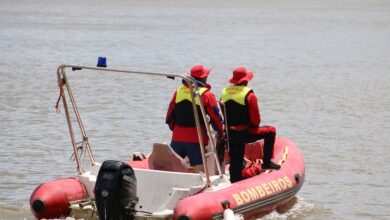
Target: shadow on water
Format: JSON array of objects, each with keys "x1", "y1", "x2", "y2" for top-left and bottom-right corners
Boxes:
[
  {"x1": 0, "y1": 204, "x2": 35, "y2": 220},
  {"x1": 2, "y1": 196, "x2": 319, "y2": 220}
]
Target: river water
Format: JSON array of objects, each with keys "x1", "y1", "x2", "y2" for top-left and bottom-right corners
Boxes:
[{"x1": 0, "y1": 0, "x2": 389, "y2": 219}]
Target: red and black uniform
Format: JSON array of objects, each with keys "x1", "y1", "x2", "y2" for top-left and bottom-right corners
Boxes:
[
  {"x1": 221, "y1": 85, "x2": 276, "y2": 183},
  {"x1": 166, "y1": 81, "x2": 224, "y2": 166}
]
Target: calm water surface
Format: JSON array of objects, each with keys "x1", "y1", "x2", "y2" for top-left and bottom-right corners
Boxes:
[{"x1": 0, "y1": 0, "x2": 389, "y2": 219}]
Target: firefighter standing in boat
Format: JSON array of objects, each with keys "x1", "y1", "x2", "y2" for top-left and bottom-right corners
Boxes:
[
  {"x1": 166, "y1": 65, "x2": 224, "y2": 173},
  {"x1": 221, "y1": 67, "x2": 280, "y2": 183}
]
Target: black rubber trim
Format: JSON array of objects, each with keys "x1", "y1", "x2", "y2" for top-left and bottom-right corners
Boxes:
[{"x1": 32, "y1": 200, "x2": 45, "y2": 213}]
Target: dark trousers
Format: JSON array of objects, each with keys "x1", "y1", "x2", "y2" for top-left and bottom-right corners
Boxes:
[{"x1": 228, "y1": 126, "x2": 276, "y2": 183}]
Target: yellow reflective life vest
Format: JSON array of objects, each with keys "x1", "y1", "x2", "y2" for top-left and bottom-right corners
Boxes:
[
  {"x1": 175, "y1": 85, "x2": 207, "y2": 105},
  {"x1": 221, "y1": 85, "x2": 252, "y2": 126},
  {"x1": 174, "y1": 85, "x2": 208, "y2": 127},
  {"x1": 221, "y1": 85, "x2": 252, "y2": 105}
]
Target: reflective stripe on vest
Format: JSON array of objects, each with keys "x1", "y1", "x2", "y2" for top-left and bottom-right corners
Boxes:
[
  {"x1": 221, "y1": 85, "x2": 252, "y2": 126},
  {"x1": 175, "y1": 85, "x2": 207, "y2": 105},
  {"x1": 221, "y1": 85, "x2": 252, "y2": 106},
  {"x1": 174, "y1": 85, "x2": 208, "y2": 127}
]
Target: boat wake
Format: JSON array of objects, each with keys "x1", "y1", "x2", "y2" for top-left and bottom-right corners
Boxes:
[{"x1": 260, "y1": 196, "x2": 315, "y2": 220}]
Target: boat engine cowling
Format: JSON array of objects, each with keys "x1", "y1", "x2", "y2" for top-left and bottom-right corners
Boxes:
[{"x1": 95, "y1": 160, "x2": 138, "y2": 220}]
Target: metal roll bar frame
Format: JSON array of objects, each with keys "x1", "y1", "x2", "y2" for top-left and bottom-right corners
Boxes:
[{"x1": 56, "y1": 64, "x2": 223, "y2": 186}]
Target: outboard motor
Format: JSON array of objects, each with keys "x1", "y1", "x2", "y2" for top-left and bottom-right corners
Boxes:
[{"x1": 95, "y1": 160, "x2": 138, "y2": 220}]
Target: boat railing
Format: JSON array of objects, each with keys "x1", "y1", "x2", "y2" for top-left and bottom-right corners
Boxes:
[{"x1": 56, "y1": 64, "x2": 223, "y2": 186}]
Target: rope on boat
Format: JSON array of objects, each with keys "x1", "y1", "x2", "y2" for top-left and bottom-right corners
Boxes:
[
  {"x1": 69, "y1": 139, "x2": 86, "y2": 163},
  {"x1": 56, "y1": 66, "x2": 98, "y2": 173},
  {"x1": 56, "y1": 75, "x2": 89, "y2": 168},
  {"x1": 55, "y1": 78, "x2": 65, "y2": 113}
]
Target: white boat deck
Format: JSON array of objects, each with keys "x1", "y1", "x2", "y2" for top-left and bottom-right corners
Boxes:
[{"x1": 77, "y1": 163, "x2": 231, "y2": 218}]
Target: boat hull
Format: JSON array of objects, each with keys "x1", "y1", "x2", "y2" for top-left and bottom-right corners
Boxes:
[
  {"x1": 30, "y1": 177, "x2": 88, "y2": 219},
  {"x1": 30, "y1": 137, "x2": 304, "y2": 219},
  {"x1": 173, "y1": 137, "x2": 305, "y2": 219}
]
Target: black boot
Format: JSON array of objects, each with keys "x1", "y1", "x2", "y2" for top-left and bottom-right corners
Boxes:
[{"x1": 262, "y1": 161, "x2": 281, "y2": 170}]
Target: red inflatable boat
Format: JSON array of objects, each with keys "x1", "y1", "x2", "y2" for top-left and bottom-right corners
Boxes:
[{"x1": 30, "y1": 65, "x2": 304, "y2": 219}]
